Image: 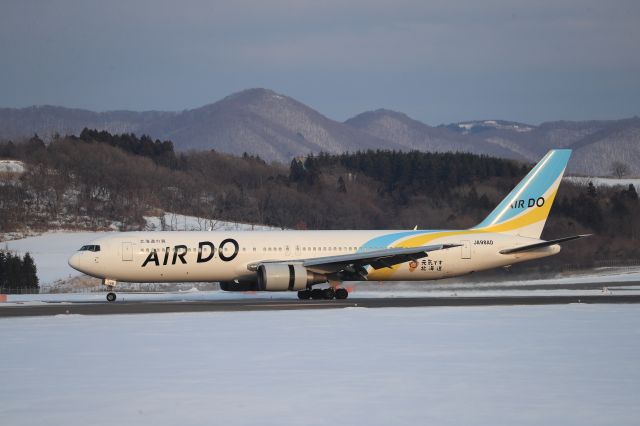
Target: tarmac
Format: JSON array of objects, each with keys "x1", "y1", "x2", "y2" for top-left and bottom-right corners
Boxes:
[{"x1": 1, "y1": 294, "x2": 640, "y2": 317}]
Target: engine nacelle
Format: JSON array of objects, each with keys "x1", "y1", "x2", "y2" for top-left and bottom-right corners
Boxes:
[{"x1": 257, "y1": 263, "x2": 325, "y2": 291}]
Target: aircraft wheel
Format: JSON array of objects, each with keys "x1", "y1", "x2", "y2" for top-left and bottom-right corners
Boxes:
[
  {"x1": 297, "y1": 290, "x2": 311, "y2": 300},
  {"x1": 323, "y1": 288, "x2": 335, "y2": 300},
  {"x1": 335, "y1": 288, "x2": 349, "y2": 300},
  {"x1": 310, "y1": 289, "x2": 324, "y2": 300},
  {"x1": 106, "y1": 292, "x2": 117, "y2": 302}
]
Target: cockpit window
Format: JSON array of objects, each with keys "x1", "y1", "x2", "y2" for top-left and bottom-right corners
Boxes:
[{"x1": 79, "y1": 245, "x2": 101, "y2": 252}]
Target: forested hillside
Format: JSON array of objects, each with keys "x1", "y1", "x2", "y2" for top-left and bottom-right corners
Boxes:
[{"x1": 0, "y1": 131, "x2": 638, "y2": 270}]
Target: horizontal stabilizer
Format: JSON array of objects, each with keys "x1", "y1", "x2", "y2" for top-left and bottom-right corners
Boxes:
[{"x1": 500, "y1": 234, "x2": 591, "y2": 254}]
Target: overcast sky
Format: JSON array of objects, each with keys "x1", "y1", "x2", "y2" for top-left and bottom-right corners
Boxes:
[{"x1": 1, "y1": 0, "x2": 639, "y2": 124}]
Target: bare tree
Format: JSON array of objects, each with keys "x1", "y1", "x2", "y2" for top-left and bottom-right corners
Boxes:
[{"x1": 611, "y1": 161, "x2": 630, "y2": 178}]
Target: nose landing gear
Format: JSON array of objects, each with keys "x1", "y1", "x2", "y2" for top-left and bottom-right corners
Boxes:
[{"x1": 103, "y1": 278, "x2": 118, "y2": 302}]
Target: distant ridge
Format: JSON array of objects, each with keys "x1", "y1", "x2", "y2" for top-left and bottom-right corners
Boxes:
[{"x1": 1, "y1": 88, "x2": 639, "y2": 175}]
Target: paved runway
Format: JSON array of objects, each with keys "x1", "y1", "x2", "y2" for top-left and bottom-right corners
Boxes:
[{"x1": 1, "y1": 294, "x2": 640, "y2": 317}]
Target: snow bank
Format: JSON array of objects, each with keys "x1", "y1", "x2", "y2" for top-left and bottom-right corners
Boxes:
[
  {"x1": 0, "y1": 159, "x2": 25, "y2": 174},
  {"x1": 565, "y1": 176, "x2": 640, "y2": 189},
  {"x1": 143, "y1": 213, "x2": 277, "y2": 231},
  {"x1": 1, "y1": 305, "x2": 639, "y2": 425}
]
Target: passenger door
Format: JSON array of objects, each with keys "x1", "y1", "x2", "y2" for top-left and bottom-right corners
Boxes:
[
  {"x1": 122, "y1": 242, "x2": 133, "y2": 261},
  {"x1": 461, "y1": 240, "x2": 471, "y2": 259}
]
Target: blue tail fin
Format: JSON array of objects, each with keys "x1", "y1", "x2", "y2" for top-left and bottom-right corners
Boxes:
[{"x1": 473, "y1": 149, "x2": 572, "y2": 238}]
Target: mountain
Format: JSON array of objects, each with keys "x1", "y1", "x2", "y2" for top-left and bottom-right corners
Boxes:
[
  {"x1": 0, "y1": 105, "x2": 174, "y2": 141},
  {"x1": 345, "y1": 110, "x2": 527, "y2": 160},
  {"x1": 0, "y1": 89, "x2": 399, "y2": 163},
  {"x1": 347, "y1": 111, "x2": 640, "y2": 175},
  {"x1": 133, "y1": 89, "x2": 397, "y2": 161},
  {"x1": 1, "y1": 88, "x2": 639, "y2": 175}
]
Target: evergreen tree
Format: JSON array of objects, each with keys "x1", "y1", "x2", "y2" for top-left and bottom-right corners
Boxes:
[
  {"x1": 5, "y1": 252, "x2": 21, "y2": 291},
  {"x1": 289, "y1": 158, "x2": 305, "y2": 183},
  {"x1": 337, "y1": 176, "x2": 347, "y2": 193},
  {"x1": 0, "y1": 251, "x2": 6, "y2": 289},
  {"x1": 303, "y1": 156, "x2": 321, "y2": 186},
  {"x1": 0, "y1": 251, "x2": 39, "y2": 293},
  {"x1": 22, "y1": 252, "x2": 39, "y2": 290},
  {"x1": 626, "y1": 184, "x2": 638, "y2": 201}
]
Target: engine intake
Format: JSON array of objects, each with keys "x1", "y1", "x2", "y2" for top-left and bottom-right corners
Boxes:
[{"x1": 257, "y1": 263, "x2": 325, "y2": 291}]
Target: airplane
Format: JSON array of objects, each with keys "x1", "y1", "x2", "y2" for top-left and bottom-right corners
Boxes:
[{"x1": 69, "y1": 149, "x2": 589, "y2": 302}]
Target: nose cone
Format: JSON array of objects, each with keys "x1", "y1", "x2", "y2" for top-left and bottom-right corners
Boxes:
[{"x1": 68, "y1": 253, "x2": 84, "y2": 272}]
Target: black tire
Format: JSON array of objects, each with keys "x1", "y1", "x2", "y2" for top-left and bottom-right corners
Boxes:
[
  {"x1": 310, "y1": 289, "x2": 324, "y2": 300},
  {"x1": 106, "y1": 292, "x2": 117, "y2": 302},
  {"x1": 297, "y1": 290, "x2": 311, "y2": 300},
  {"x1": 323, "y1": 288, "x2": 335, "y2": 300},
  {"x1": 335, "y1": 288, "x2": 348, "y2": 300}
]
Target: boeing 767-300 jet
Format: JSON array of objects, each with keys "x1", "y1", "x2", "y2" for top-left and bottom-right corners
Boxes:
[{"x1": 69, "y1": 149, "x2": 588, "y2": 301}]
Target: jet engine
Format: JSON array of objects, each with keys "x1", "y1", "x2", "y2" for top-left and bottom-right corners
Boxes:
[{"x1": 257, "y1": 263, "x2": 325, "y2": 291}]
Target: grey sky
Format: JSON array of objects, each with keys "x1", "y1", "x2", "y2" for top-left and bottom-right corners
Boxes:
[{"x1": 1, "y1": 0, "x2": 639, "y2": 124}]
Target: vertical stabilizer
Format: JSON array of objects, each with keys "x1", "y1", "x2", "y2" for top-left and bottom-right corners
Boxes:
[{"x1": 473, "y1": 149, "x2": 572, "y2": 238}]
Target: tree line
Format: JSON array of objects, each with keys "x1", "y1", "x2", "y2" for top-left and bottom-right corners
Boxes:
[{"x1": 0, "y1": 251, "x2": 39, "y2": 293}]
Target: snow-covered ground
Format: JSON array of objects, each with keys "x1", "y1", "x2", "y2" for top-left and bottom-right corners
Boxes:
[
  {"x1": 565, "y1": 176, "x2": 640, "y2": 189},
  {"x1": 1, "y1": 285, "x2": 639, "y2": 305},
  {"x1": 0, "y1": 159, "x2": 25, "y2": 173},
  {"x1": 143, "y1": 212, "x2": 277, "y2": 232},
  {"x1": 1, "y1": 305, "x2": 639, "y2": 425}
]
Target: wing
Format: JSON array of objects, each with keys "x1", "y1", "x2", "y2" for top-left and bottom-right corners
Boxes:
[
  {"x1": 248, "y1": 244, "x2": 460, "y2": 278},
  {"x1": 499, "y1": 234, "x2": 591, "y2": 254}
]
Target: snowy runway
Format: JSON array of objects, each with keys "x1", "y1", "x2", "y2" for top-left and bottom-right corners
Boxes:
[{"x1": 1, "y1": 305, "x2": 639, "y2": 425}]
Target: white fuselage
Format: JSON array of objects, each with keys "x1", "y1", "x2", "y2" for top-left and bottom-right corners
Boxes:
[{"x1": 68, "y1": 229, "x2": 559, "y2": 284}]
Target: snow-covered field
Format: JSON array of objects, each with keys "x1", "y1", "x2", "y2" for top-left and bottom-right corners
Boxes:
[
  {"x1": 1, "y1": 283, "x2": 640, "y2": 305},
  {"x1": 2, "y1": 231, "x2": 110, "y2": 285},
  {"x1": 565, "y1": 176, "x2": 639, "y2": 189},
  {"x1": 1, "y1": 305, "x2": 639, "y2": 426},
  {"x1": 143, "y1": 213, "x2": 277, "y2": 232},
  {"x1": 0, "y1": 159, "x2": 25, "y2": 173}
]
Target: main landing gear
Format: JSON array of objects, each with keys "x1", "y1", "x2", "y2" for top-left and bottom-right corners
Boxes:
[
  {"x1": 106, "y1": 292, "x2": 117, "y2": 302},
  {"x1": 297, "y1": 287, "x2": 349, "y2": 300}
]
